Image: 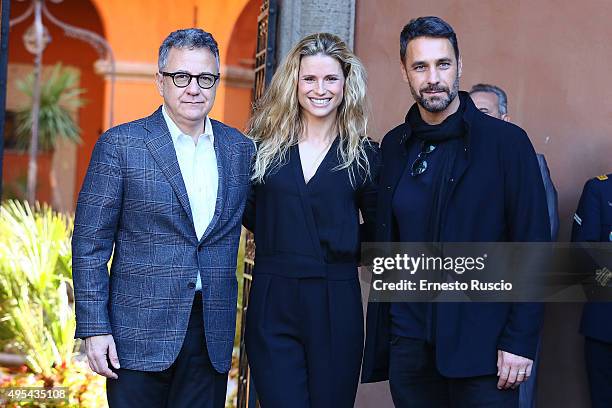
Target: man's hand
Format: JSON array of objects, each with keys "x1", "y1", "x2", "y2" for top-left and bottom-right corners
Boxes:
[
  {"x1": 497, "y1": 349, "x2": 532, "y2": 390},
  {"x1": 85, "y1": 334, "x2": 120, "y2": 379}
]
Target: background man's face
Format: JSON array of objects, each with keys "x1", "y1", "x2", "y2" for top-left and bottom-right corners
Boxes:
[
  {"x1": 471, "y1": 91, "x2": 508, "y2": 121},
  {"x1": 401, "y1": 37, "x2": 461, "y2": 113},
  {"x1": 156, "y1": 47, "x2": 218, "y2": 129}
]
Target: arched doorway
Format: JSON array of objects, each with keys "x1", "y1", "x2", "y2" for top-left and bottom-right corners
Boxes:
[
  {"x1": 5, "y1": 0, "x2": 106, "y2": 212},
  {"x1": 222, "y1": 0, "x2": 259, "y2": 131}
]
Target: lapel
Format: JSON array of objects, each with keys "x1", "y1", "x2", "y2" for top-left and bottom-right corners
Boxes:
[
  {"x1": 386, "y1": 123, "x2": 411, "y2": 196},
  {"x1": 444, "y1": 94, "x2": 475, "y2": 201},
  {"x1": 291, "y1": 145, "x2": 326, "y2": 260},
  {"x1": 143, "y1": 107, "x2": 195, "y2": 230},
  {"x1": 199, "y1": 119, "x2": 229, "y2": 244},
  {"x1": 376, "y1": 126, "x2": 410, "y2": 242}
]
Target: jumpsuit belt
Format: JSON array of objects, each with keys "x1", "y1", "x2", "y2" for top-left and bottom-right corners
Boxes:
[{"x1": 253, "y1": 256, "x2": 358, "y2": 281}]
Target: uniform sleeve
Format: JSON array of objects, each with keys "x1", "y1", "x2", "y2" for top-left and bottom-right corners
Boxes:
[{"x1": 571, "y1": 179, "x2": 601, "y2": 242}]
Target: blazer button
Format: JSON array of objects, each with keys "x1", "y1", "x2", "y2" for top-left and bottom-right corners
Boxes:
[
  {"x1": 382, "y1": 223, "x2": 387, "y2": 228},
  {"x1": 187, "y1": 282, "x2": 196, "y2": 289}
]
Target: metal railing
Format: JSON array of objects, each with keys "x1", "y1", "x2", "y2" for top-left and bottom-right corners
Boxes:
[{"x1": 237, "y1": 1, "x2": 277, "y2": 407}]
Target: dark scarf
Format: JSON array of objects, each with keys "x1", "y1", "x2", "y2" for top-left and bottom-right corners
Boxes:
[{"x1": 405, "y1": 93, "x2": 467, "y2": 242}]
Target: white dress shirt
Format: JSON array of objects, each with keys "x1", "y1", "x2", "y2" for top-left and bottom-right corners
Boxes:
[{"x1": 162, "y1": 105, "x2": 218, "y2": 291}]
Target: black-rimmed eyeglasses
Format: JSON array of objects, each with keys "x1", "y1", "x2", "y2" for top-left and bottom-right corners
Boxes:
[
  {"x1": 411, "y1": 142, "x2": 437, "y2": 176},
  {"x1": 159, "y1": 71, "x2": 220, "y2": 89}
]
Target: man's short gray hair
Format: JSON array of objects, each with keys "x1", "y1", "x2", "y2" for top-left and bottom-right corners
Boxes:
[
  {"x1": 469, "y1": 83, "x2": 508, "y2": 115},
  {"x1": 158, "y1": 28, "x2": 220, "y2": 71}
]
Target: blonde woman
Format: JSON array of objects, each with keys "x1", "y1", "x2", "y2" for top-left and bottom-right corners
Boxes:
[{"x1": 242, "y1": 33, "x2": 378, "y2": 407}]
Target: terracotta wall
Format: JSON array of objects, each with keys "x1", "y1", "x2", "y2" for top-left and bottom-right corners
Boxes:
[
  {"x1": 354, "y1": 0, "x2": 612, "y2": 406},
  {"x1": 224, "y1": 0, "x2": 259, "y2": 131},
  {"x1": 6, "y1": 0, "x2": 105, "y2": 206},
  {"x1": 88, "y1": 0, "x2": 258, "y2": 127},
  {"x1": 86, "y1": 0, "x2": 258, "y2": 202}
]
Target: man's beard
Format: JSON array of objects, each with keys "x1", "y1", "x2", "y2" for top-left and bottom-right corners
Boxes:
[{"x1": 410, "y1": 75, "x2": 460, "y2": 113}]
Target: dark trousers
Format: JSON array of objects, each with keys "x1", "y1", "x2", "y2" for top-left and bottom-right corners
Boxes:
[
  {"x1": 585, "y1": 337, "x2": 612, "y2": 408},
  {"x1": 106, "y1": 293, "x2": 228, "y2": 408},
  {"x1": 389, "y1": 335, "x2": 519, "y2": 408},
  {"x1": 245, "y1": 274, "x2": 364, "y2": 408}
]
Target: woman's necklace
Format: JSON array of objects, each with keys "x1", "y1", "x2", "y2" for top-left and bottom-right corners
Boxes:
[{"x1": 301, "y1": 137, "x2": 335, "y2": 184}]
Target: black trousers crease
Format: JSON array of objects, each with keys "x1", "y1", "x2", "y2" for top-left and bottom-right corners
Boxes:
[
  {"x1": 245, "y1": 274, "x2": 364, "y2": 408},
  {"x1": 106, "y1": 293, "x2": 228, "y2": 408},
  {"x1": 389, "y1": 335, "x2": 519, "y2": 408}
]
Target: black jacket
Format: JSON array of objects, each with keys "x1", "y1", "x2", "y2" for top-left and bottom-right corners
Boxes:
[
  {"x1": 362, "y1": 92, "x2": 550, "y2": 381},
  {"x1": 243, "y1": 139, "x2": 379, "y2": 276}
]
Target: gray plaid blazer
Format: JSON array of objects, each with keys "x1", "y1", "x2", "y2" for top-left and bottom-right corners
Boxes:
[{"x1": 72, "y1": 107, "x2": 255, "y2": 373}]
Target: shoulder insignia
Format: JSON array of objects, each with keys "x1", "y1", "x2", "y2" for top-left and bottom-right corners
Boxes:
[
  {"x1": 596, "y1": 175, "x2": 608, "y2": 181},
  {"x1": 574, "y1": 213, "x2": 582, "y2": 226}
]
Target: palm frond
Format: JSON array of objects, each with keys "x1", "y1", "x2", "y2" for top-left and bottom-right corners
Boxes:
[
  {"x1": 14, "y1": 63, "x2": 86, "y2": 151},
  {"x1": 0, "y1": 200, "x2": 77, "y2": 376}
]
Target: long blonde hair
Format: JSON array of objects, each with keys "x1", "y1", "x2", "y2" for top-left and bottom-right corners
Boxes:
[{"x1": 249, "y1": 33, "x2": 371, "y2": 185}]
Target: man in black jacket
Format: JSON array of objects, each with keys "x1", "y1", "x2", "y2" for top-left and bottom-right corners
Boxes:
[
  {"x1": 469, "y1": 83, "x2": 559, "y2": 242},
  {"x1": 362, "y1": 16, "x2": 550, "y2": 407},
  {"x1": 469, "y1": 83, "x2": 559, "y2": 408}
]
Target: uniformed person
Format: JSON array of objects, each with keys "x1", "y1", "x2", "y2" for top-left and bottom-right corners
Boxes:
[{"x1": 571, "y1": 173, "x2": 612, "y2": 408}]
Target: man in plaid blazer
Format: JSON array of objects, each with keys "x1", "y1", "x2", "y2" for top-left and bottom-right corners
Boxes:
[{"x1": 72, "y1": 28, "x2": 255, "y2": 408}]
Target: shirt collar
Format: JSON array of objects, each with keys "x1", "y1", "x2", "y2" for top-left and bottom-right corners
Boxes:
[{"x1": 162, "y1": 104, "x2": 214, "y2": 144}]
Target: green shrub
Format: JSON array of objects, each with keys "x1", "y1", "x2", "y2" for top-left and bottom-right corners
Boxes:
[{"x1": 0, "y1": 200, "x2": 76, "y2": 378}]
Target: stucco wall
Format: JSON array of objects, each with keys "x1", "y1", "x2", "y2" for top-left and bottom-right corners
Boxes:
[{"x1": 354, "y1": 1, "x2": 612, "y2": 406}]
